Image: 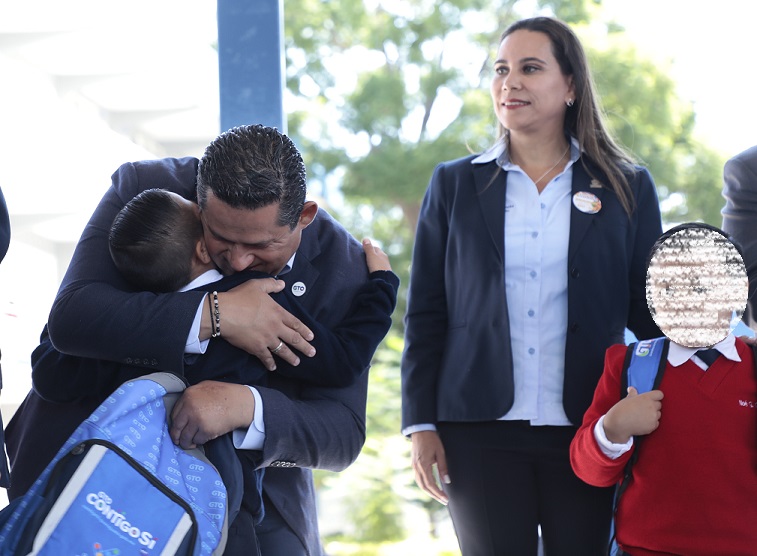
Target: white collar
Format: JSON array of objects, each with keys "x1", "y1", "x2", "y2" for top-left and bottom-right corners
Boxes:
[
  {"x1": 179, "y1": 268, "x2": 224, "y2": 292},
  {"x1": 177, "y1": 251, "x2": 297, "y2": 292},
  {"x1": 667, "y1": 333, "x2": 741, "y2": 367},
  {"x1": 471, "y1": 136, "x2": 581, "y2": 166},
  {"x1": 277, "y1": 252, "x2": 296, "y2": 277}
]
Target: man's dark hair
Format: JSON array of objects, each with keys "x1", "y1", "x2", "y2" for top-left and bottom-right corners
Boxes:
[
  {"x1": 109, "y1": 189, "x2": 202, "y2": 292},
  {"x1": 196, "y1": 124, "x2": 307, "y2": 230}
]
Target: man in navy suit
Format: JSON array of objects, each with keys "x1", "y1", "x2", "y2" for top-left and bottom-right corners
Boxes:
[
  {"x1": 722, "y1": 144, "x2": 757, "y2": 329},
  {"x1": 9, "y1": 125, "x2": 370, "y2": 556}
]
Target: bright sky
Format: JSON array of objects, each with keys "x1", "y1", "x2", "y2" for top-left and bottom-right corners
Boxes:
[{"x1": 604, "y1": 0, "x2": 757, "y2": 157}]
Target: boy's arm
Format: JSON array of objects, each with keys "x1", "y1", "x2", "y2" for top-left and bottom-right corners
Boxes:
[
  {"x1": 272, "y1": 240, "x2": 398, "y2": 387},
  {"x1": 273, "y1": 270, "x2": 398, "y2": 386},
  {"x1": 570, "y1": 344, "x2": 637, "y2": 487}
]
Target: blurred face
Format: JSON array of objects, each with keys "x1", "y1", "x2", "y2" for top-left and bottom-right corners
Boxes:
[
  {"x1": 200, "y1": 189, "x2": 316, "y2": 276},
  {"x1": 646, "y1": 227, "x2": 748, "y2": 347},
  {"x1": 490, "y1": 29, "x2": 574, "y2": 137}
]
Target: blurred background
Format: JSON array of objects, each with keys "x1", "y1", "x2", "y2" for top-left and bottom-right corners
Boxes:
[{"x1": 1, "y1": 0, "x2": 755, "y2": 554}]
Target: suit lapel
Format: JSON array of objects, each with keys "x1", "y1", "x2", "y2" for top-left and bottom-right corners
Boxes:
[
  {"x1": 472, "y1": 162, "x2": 507, "y2": 263},
  {"x1": 568, "y1": 160, "x2": 606, "y2": 263},
  {"x1": 282, "y1": 216, "x2": 322, "y2": 304}
]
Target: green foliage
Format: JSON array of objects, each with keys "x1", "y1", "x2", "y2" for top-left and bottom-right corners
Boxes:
[{"x1": 585, "y1": 34, "x2": 726, "y2": 225}]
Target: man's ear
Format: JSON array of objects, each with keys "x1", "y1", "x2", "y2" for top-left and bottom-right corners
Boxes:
[
  {"x1": 298, "y1": 201, "x2": 319, "y2": 229},
  {"x1": 195, "y1": 237, "x2": 212, "y2": 265}
]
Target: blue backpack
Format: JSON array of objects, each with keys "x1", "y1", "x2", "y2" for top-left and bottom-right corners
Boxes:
[{"x1": 0, "y1": 372, "x2": 229, "y2": 555}]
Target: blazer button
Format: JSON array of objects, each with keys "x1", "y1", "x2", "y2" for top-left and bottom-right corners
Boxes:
[
  {"x1": 151, "y1": 359, "x2": 158, "y2": 366},
  {"x1": 125, "y1": 358, "x2": 133, "y2": 364},
  {"x1": 569, "y1": 323, "x2": 579, "y2": 333},
  {"x1": 570, "y1": 267, "x2": 580, "y2": 278}
]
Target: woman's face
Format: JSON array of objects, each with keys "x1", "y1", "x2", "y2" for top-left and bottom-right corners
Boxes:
[{"x1": 490, "y1": 29, "x2": 574, "y2": 138}]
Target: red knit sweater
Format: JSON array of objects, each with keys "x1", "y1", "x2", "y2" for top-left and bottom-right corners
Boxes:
[{"x1": 570, "y1": 339, "x2": 757, "y2": 556}]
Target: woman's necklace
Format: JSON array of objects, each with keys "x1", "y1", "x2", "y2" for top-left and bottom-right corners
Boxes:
[{"x1": 513, "y1": 145, "x2": 570, "y2": 187}]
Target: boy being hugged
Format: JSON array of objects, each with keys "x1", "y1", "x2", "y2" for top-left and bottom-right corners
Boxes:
[{"x1": 570, "y1": 223, "x2": 757, "y2": 556}]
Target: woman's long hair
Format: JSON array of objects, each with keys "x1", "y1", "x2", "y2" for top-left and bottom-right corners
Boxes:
[{"x1": 498, "y1": 17, "x2": 636, "y2": 216}]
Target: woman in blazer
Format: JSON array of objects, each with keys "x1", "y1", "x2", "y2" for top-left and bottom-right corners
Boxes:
[{"x1": 401, "y1": 17, "x2": 663, "y2": 555}]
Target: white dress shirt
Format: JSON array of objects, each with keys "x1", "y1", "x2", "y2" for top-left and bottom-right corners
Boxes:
[{"x1": 473, "y1": 138, "x2": 579, "y2": 426}]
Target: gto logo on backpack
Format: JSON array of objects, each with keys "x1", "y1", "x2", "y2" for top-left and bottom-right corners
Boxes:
[{"x1": 0, "y1": 373, "x2": 228, "y2": 555}]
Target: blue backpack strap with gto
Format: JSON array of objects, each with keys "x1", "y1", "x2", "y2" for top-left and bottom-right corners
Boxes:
[
  {"x1": 608, "y1": 337, "x2": 669, "y2": 555},
  {"x1": 621, "y1": 337, "x2": 669, "y2": 396},
  {"x1": 0, "y1": 372, "x2": 229, "y2": 556}
]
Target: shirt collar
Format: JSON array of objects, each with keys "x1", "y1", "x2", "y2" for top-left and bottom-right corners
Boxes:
[
  {"x1": 471, "y1": 136, "x2": 581, "y2": 167},
  {"x1": 667, "y1": 333, "x2": 741, "y2": 367},
  {"x1": 277, "y1": 252, "x2": 296, "y2": 277},
  {"x1": 178, "y1": 252, "x2": 297, "y2": 291},
  {"x1": 179, "y1": 268, "x2": 224, "y2": 292}
]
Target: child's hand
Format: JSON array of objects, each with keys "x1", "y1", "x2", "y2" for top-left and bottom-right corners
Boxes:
[
  {"x1": 603, "y1": 387, "x2": 664, "y2": 444},
  {"x1": 362, "y1": 238, "x2": 392, "y2": 272}
]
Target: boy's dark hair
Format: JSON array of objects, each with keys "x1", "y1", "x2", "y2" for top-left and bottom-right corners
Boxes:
[{"x1": 109, "y1": 189, "x2": 202, "y2": 292}]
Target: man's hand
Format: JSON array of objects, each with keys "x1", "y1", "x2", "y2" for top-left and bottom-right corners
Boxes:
[
  {"x1": 603, "y1": 386, "x2": 664, "y2": 444},
  {"x1": 411, "y1": 430, "x2": 450, "y2": 505},
  {"x1": 216, "y1": 278, "x2": 315, "y2": 370},
  {"x1": 170, "y1": 381, "x2": 255, "y2": 449},
  {"x1": 362, "y1": 238, "x2": 392, "y2": 272}
]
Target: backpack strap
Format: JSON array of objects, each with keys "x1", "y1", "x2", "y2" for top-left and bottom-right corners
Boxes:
[
  {"x1": 621, "y1": 337, "x2": 669, "y2": 396},
  {"x1": 609, "y1": 337, "x2": 669, "y2": 555}
]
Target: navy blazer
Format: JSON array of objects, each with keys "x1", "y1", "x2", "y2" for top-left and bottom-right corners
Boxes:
[
  {"x1": 401, "y1": 155, "x2": 662, "y2": 429},
  {"x1": 37, "y1": 157, "x2": 371, "y2": 555},
  {"x1": 722, "y1": 145, "x2": 757, "y2": 328}
]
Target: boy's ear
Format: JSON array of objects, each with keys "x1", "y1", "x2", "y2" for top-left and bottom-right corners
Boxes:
[{"x1": 196, "y1": 237, "x2": 212, "y2": 264}]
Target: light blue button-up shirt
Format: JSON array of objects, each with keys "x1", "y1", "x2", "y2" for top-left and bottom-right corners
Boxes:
[{"x1": 472, "y1": 138, "x2": 580, "y2": 426}]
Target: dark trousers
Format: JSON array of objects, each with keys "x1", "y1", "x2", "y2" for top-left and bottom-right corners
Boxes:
[
  {"x1": 255, "y1": 492, "x2": 310, "y2": 556},
  {"x1": 438, "y1": 421, "x2": 614, "y2": 556},
  {"x1": 224, "y1": 509, "x2": 262, "y2": 556}
]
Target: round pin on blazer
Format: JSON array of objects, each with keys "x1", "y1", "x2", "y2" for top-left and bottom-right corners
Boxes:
[{"x1": 572, "y1": 191, "x2": 601, "y2": 214}]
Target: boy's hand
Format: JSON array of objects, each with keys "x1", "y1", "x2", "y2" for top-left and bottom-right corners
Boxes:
[
  {"x1": 363, "y1": 238, "x2": 392, "y2": 272},
  {"x1": 603, "y1": 386, "x2": 664, "y2": 444}
]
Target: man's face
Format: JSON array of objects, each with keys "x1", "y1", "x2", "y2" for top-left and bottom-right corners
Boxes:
[{"x1": 200, "y1": 189, "x2": 316, "y2": 276}]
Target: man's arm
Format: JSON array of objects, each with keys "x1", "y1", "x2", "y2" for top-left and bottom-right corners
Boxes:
[
  {"x1": 47, "y1": 159, "x2": 205, "y2": 373},
  {"x1": 173, "y1": 212, "x2": 375, "y2": 471},
  {"x1": 47, "y1": 158, "x2": 312, "y2": 373}
]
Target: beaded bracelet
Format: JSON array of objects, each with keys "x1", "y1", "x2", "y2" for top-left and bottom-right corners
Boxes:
[{"x1": 210, "y1": 291, "x2": 221, "y2": 338}]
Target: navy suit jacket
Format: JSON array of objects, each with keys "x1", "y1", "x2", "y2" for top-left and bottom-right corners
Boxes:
[
  {"x1": 33, "y1": 157, "x2": 371, "y2": 555},
  {"x1": 401, "y1": 155, "x2": 663, "y2": 429},
  {"x1": 722, "y1": 145, "x2": 757, "y2": 329}
]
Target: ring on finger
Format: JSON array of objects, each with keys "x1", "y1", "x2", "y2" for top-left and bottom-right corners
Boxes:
[{"x1": 270, "y1": 341, "x2": 285, "y2": 354}]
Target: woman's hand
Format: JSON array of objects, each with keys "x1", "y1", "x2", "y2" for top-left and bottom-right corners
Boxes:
[{"x1": 411, "y1": 430, "x2": 450, "y2": 505}]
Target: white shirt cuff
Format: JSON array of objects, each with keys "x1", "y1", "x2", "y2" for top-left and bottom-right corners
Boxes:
[
  {"x1": 594, "y1": 414, "x2": 633, "y2": 459},
  {"x1": 185, "y1": 296, "x2": 210, "y2": 355},
  {"x1": 232, "y1": 386, "x2": 266, "y2": 450},
  {"x1": 402, "y1": 423, "x2": 437, "y2": 437}
]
